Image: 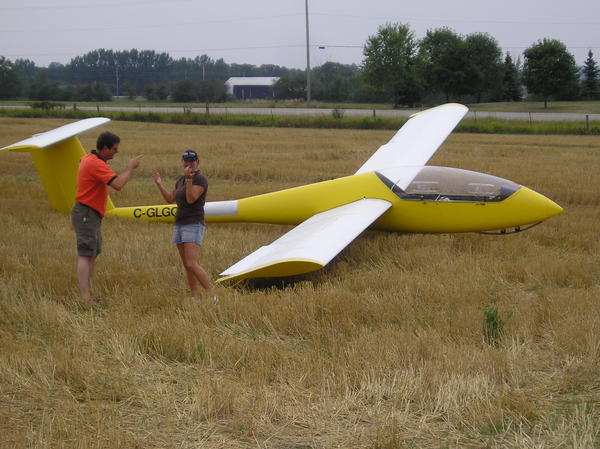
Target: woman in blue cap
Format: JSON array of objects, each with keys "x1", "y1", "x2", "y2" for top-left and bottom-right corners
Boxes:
[{"x1": 153, "y1": 149, "x2": 215, "y2": 301}]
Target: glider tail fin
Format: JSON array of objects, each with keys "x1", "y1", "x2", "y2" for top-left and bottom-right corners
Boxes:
[
  {"x1": 0, "y1": 117, "x2": 113, "y2": 213},
  {"x1": 30, "y1": 136, "x2": 89, "y2": 213}
]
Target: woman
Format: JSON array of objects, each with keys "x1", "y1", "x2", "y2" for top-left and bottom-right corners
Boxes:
[{"x1": 153, "y1": 149, "x2": 215, "y2": 301}]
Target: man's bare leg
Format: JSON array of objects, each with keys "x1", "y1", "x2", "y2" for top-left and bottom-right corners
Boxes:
[{"x1": 77, "y1": 255, "x2": 96, "y2": 302}]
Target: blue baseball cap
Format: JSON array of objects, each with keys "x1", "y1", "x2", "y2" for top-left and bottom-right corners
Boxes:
[{"x1": 181, "y1": 149, "x2": 198, "y2": 161}]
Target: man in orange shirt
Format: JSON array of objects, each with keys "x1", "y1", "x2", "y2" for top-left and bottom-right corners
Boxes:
[{"x1": 71, "y1": 131, "x2": 143, "y2": 303}]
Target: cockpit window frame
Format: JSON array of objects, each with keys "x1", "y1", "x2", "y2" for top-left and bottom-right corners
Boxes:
[{"x1": 376, "y1": 167, "x2": 520, "y2": 203}]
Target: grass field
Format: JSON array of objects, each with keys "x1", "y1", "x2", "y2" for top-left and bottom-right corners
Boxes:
[{"x1": 0, "y1": 118, "x2": 599, "y2": 448}]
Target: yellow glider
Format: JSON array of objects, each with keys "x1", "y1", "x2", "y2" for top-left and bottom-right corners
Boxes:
[{"x1": 0, "y1": 104, "x2": 563, "y2": 282}]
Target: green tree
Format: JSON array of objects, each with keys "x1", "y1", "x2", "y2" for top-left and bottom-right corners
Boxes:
[
  {"x1": 522, "y1": 38, "x2": 579, "y2": 108},
  {"x1": 312, "y1": 62, "x2": 360, "y2": 102},
  {"x1": 581, "y1": 50, "x2": 599, "y2": 100},
  {"x1": 353, "y1": 83, "x2": 389, "y2": 103},
  {"x1": 47, "y1": 62, "x2": 66, "y2": 83},
  {"x1": 362, "y1": 23, "x2": 425, "y2": 107},
  {"x1": 229, "y1": 63, "x2": 258, "y2": 77},
  {"x1": 464, "y1": 33, "x2": 503, "y2": 102},
  {"x1": 256, "y1": 64, "x2": 289, "y2": 77},
  {"x1": 501, "y1": 53, "x2": 522, "y2": 101},
  {"x1": 155, "y1": 83, "x2": 170, "y2": 100},
  {"x1": 75, "y1": 83, "x2": 112, "y2": 101},
  {"x1": 28, "y1": 71, "x2": 61, "y2": 100},
  {"x1": 67, "y1": 49, "x2": 116, "y2": 87},
  {"x1": 273, "y1": 73, "x2": 306, "y2": 100},
  {"x1": 117, "y1": 49, "x2": 172, "y2": 93},
  {"x1": 170, "y1": 55, "x2": 233, "y2": 83},
  {"x1": 29, "y1": 81, "x2": 61, "y2": 100},
  {"x1": 66, "y1": 48, "x2": 173, "y2": 95},
  {"x1": 13, "y1": 58, "x2": 38, "y2": 92},
  {"x1": 0, "y1": 57, "x2": 22, "y2": 99},
  {"x1": 172, "y1": 79, "x2": 196, "y2": 102},
  {"x1": 420, "y1": 27, "x2": 470, "y2": 102},
  {"x1": 122, "y1": 81, "x2": 136, "y2": 100},
  {"x1": 144, "y1": 83, "x2": 170, "y2": 101},
  {"x1": 143, "y1": 84, "x2": 159, "y2": 101},
  {"x1": 326, "y1": 76, "x2": 352, "y2": 102},
  {"x1": 91, "y1": 83, "x2": 111, "y2": 101},
  {"x1": 196, "y1": 79, "x2": 227, "y2": 102},
  {"x1": 212, "y1": 58, "x2": 230, "y2": 80}
]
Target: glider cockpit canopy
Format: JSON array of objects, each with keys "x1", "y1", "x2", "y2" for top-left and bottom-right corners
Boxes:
[{"x1": 376, "y1": 166, "x2": 521, "y2": 203}]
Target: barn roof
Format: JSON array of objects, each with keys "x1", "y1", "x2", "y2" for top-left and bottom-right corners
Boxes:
[{"x1": 225, "y1": 77, "x2": 280, "y2": 86}]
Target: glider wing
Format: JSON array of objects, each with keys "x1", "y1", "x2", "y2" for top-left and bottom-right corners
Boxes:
[
  {"x1": 355, "y1": 103, "x2": 468, "y2": 175},
  {"x1": 218, "y1": 198, "x2": 392, "y2": 282}
]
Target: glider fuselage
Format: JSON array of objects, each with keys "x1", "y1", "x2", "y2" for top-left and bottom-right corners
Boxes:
[{"x1": 108, "y1": 166, "x2": 563, "y2": 234}]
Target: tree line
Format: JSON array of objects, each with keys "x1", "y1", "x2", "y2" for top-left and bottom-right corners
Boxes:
[{"x1": 0, "y1": 23, "x2": 598, "y2": 107}]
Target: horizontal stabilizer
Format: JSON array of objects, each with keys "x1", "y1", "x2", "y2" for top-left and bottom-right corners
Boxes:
[
  {"x1": 218, "y1": 198, "x2": 391, "y2": 282},
  {"x1": 0, "y1": 117, "x2": 109, "y2": 152}
]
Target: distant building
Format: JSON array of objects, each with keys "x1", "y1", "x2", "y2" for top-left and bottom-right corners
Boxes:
[{"x1": 225, "y1": 77, "x2": 280, "y2": 100}]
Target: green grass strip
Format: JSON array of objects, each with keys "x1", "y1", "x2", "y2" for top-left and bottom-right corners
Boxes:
[{"x1": 0, "y1": 108, "x2": 598, "y2": 135}]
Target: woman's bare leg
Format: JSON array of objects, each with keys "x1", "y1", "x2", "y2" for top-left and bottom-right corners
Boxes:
[{"x1": 177, "y1": 243, "x2": 213, "y2": 298}]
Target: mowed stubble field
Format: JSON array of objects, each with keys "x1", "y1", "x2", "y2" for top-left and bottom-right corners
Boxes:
[{"x1": 0, "y1": 118, "x2": 599, "y2": 448}]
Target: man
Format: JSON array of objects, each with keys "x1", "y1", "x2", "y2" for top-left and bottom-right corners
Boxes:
[{"x1": 71, "y1": 131, "x2": 143, "y2": 303}]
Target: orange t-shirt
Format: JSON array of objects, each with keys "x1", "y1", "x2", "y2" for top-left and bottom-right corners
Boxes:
[{"x1": 75, "y1": 152, "x2": 117, "y2": 217}]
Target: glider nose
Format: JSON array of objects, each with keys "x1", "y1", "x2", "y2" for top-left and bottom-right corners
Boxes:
[{"x1": 514, "y1": 187, "x2": 563, "y2": 223}]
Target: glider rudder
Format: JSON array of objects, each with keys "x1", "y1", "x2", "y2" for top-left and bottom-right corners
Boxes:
[{"x1": 0, "y1": 118, "x2": 112, "y2": 213}]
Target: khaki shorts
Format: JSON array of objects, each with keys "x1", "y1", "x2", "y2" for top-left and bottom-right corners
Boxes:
[{"x1": 72, "y1": 202, "x2": 103, "y2": 257}]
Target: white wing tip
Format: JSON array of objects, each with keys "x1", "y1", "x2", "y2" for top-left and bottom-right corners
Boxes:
[
  {"x1": 1, "y1": 117, "x2": 111, "y2": 151},
  {"x1": 409, "y1": 103, "x2": 468, "y2": 118}
]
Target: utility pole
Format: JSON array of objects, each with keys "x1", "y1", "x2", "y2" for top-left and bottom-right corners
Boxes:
[
  {"x1": 305, "y1": 0, "x2": 311, "y2": 104},
  {"x1": 115, "y1": 63, "x2": 119, "y2": 97}
]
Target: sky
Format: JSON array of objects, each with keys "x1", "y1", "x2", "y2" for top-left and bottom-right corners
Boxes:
[{"x1": 1, "y1": 0, "x2": 599, "y2": 69}]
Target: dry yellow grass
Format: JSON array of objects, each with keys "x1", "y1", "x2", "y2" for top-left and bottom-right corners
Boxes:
[{"x1": 0, "y1": 118, "x2": 599, "y2": 448}]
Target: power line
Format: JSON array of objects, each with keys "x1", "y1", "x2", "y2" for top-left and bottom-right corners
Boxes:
[
  {"x1": 3, "y1": 45, "x2": 307, "y2": 60},
  {"x1": 0, "y1": 13, "x2": 304, "y2": 33},
  {"x1": 5, "y1": 43, "x2": 600, "y2": 61},
  {"x1": 314, "y1": 44, "x2": 600, "y2": 51},
  {"x1": 312, "y1": 12, "x2": 600, "y2": 27},
  {"x1": 0, "y1": 0, "x2": 192, "y2": 11}
]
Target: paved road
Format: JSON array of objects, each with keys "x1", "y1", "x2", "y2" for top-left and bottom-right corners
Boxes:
[{"x1": 2, "y1": 104, "x2": 599, "y2": 122}]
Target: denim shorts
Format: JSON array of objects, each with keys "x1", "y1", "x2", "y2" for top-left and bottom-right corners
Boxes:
[{"x1": 172, "y1": 223, "x2": 205, "y2": 245}]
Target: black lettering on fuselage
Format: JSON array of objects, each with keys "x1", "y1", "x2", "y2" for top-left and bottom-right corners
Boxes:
[{"x1": 132, "y1": 206, "x2": 176, "y2": 219}]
